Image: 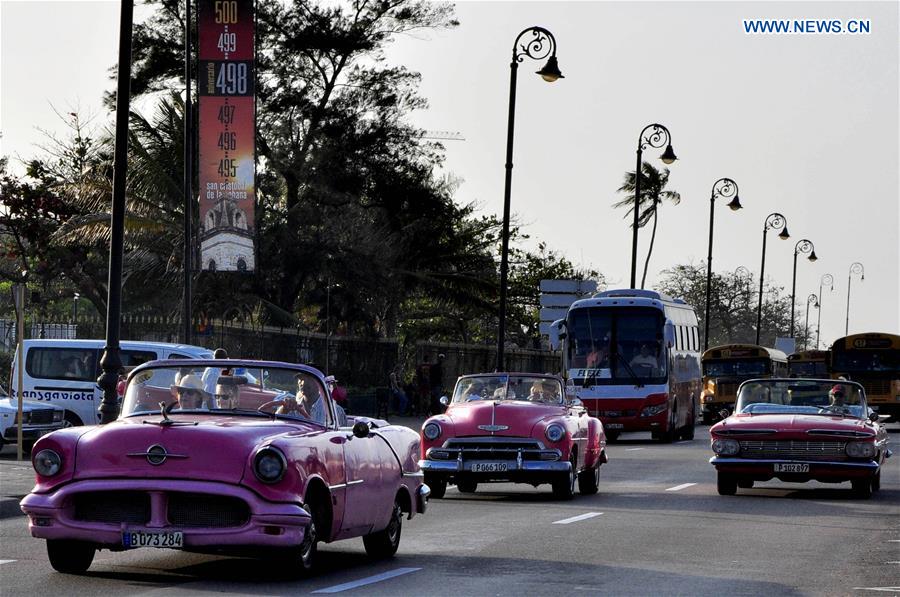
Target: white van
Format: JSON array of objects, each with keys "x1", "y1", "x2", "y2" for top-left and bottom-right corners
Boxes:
[{"x1": 9, "y1": 339, "x2": 213, "y2": 426}]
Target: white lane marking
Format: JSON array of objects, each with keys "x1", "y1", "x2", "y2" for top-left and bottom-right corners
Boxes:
[
  {"x1": 853, "y1": 588, "x2": 900, "y2": 593},
  {"x1": 665, "y1": 483, "x2": 697, "y2": 492},
  {"x1": 312, "y1": 567, "x2": 421, "y2": 593},
  {"x1": 888, "y1": 540, "x2": 900, "y2": 542},
  {"x1": 625, "y1": 448, "x2": 644, "y2": 451},
  {"x1": 0, "y1": 560, "x2": 15, "y2": 565},
  {"x1": 552, "y1": 512, "x2": 603, "y2": 525},
  {"x1": 884, "y1": 562, "x2": 900, "y2": 565}
]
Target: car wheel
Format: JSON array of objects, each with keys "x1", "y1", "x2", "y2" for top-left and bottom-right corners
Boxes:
[
  {"x1": 872, "y1": 471, "x2": 881, "y2": 492},
  {"x1": 851, "y1": 478, "x2": 873, "y2": 499},
  {"x1": 717, "y1": 472, "x2": 738, "y2": 496},
  {"x1": 737, "y1": 479, "x2": 754, "y2": 489},
  {"x1": 22, "y1": 440, "x2": 36, "y2": 454},
  {"x1": 363, "y1": 500, "x2": 402, "y2": 559},
  {"x1": 577, "y1": 464, "x2": 599, "y2": 495},
  {"x1": 425, "y1": 475, "x2": 446, "y2": 499},
  {"x1": 552, "y1": 459, "x2": 576, "y2": 500},
  {"x1": 295, "y1": 504, "x2": 319, "y2": 573},
  {"x1": 46, "y1": 540, "x2": 95, "y2": 574},
  {"x1": 456, "y1": 479, "x2": 477, "y2": 493}
]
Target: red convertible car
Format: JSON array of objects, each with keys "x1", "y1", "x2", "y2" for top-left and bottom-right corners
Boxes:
[
  {"x1": 710, "y1": 378, "x2": 890, "y2": 498},
  {"x1": 20, "y1": 360, "x2": 429, "y2": 574},
  {"x1": 419, "y1": 373, "x2": 607, "y2": 499}
]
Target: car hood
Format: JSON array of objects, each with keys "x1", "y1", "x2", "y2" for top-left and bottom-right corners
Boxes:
[
  {"x1": 73, "y1": 415, "x2": 319, "y2": 483},
  {"x1": 714, "y1": 413, "x2": 875, "y2": 438},
  {"x1": 445, "y1": 401, "x2": 564, "y2": 438}
]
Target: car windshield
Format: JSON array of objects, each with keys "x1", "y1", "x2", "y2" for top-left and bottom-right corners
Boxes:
[
  {"x1": 735, "y1": 379, "x2": 866, "y2": 418},
  {"x1": 122, "y1": 363, "x2": 334, "y2": 426},
  {"x1": 452, "y1": 375, "x2": 563, "y2": 404}
]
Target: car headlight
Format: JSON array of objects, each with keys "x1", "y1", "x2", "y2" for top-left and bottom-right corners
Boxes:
[
  {"x1": 423, "y1": 422, "x2": 442, "y2": 441},
  {"x1": 641, "y1": 403, "x2": 667, "y2": 417},
  {"x1": 545, "y1": 424, "x2": 565, "y2": 443},
  {"x1": 711, "y1": 438, "x2": 740, "y2": 456},
  {"x1": 52, "y1": 410, "x2": 64, "y2": 423},
  {"x1": 33, "y1": 449, "x2": 62, "y2": 477},
  {"x1": 253, "y1": 447, "x2": 287, "y2": 484},
  {"x1": 845, "y1": 441, "x2": 876, "y2": 458}
]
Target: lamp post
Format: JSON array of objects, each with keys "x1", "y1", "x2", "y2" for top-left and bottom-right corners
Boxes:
[
  {"x1": 845, "y1": 262, "x2": 864, "y2": 335},
  {"x1": 182, "y1": 0, "x2": 193, "y2": 344},
  {"x1": 97, "y1": 0, "x2": 134, "y2": 425},
  {"x1": 804, "y1": 294, "x2": 818, "y2": 350},
  {"x1": 71, "y1": 292, "x2": 80, "y2": 324},
  {"x1": 755, "y1": 212, "x2": 790, "y2": 345},
  {"x1": 496, "y1": 26, "x2": 563, "y2": 371},
  {"x1": 816, "y1": 273, "x2": 833, "y2": 349},
  {"x1": 790, "y1": 239, "x2": 817, "y2": 338},
  {"x1": 703, "y1": 178, "x2": 742, "y2": 350},
  {"x1": 630, "y1": 124, "x2": 677, "y2": 289}
]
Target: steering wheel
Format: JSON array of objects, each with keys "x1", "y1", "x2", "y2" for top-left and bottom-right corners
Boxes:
[{"x1": 257, "y1": 399, "x2": 310, "y2": 418}]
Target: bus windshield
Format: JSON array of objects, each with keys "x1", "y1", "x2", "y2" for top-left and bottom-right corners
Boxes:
[
  {"x1": 832, "y1": 349, "x2": 900, "y2": 373},
  {"x1": 566, "y1": 307, "x2": 666, "y2": 385},
  {"x1": 704, "y1": 359, "x2": 770, "y2": 377}
]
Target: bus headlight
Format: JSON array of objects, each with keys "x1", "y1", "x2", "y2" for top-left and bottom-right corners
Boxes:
[
  {"x1": 845, "y1": 441, "x2": 875, "y2": 458},
  {"x1": 711, "y1": 438, "x2": 740, "y2": 456},
  {"x1": 641, "y1": 403, "x2": 667, "y2": 417}
]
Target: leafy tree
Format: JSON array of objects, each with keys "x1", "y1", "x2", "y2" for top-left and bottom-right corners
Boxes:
[
  {"x1": 657, "y1": 262, "x2": 809, "y2": 349},
  {"x1": 613, "y1": 161, "x2": 680, "y2": 289}
]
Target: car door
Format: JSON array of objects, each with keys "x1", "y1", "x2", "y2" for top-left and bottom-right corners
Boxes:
[{"x1": 340, "y1": 427, "x2": 396, "y2": 535}]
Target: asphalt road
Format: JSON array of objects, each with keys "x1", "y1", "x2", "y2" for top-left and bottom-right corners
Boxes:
[{"x1": 1, "y1": 425, "x2": 898, "y2": 596}]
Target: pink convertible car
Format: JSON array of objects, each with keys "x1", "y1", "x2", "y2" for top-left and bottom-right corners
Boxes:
[
  {"x1": 419, "y1": 373, "x2": 607, "y2": 499},
  {"x1": 20, "y1": 360, "x2": 429, "y2": 574}
]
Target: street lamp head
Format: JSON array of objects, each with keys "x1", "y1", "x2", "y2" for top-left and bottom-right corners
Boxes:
[
  {"x1": 659, "y1": 144, "x2": 677, "y2": 164},
  {"x1": 535, "y1": 55, "x2": 564, "y2": 82},
  {"x1": 778, "y1": 226, "x2": 790, "y2": 240},
  {"x1": 727, "y1": 196, "x2": 742, "y2": 211},
  {"x1": 808, "y1": 250, "x2": 818, "y2": 262}
]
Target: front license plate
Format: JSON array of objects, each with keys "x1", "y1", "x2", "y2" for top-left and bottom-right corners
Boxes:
[
  {"x1": 123, "y1": 531, "x2": 184, "y2": 549},
  {"x1": 774, "y1": 463, "x2": 809, "y2": 473},
  {"x1": 606, "y1": 423, "x2": 624, "y2": 429},
  {"x1": 472, "y1": 462, "x2": 508, "y2": 473}
]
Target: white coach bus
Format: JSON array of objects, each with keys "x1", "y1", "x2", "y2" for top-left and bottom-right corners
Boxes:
[{"x1": 550, "y1": 289, "x2": 701, "y2": 442}]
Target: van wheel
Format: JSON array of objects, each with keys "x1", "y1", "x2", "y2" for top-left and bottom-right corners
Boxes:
[{"x1": 63, "y1": 412, "x2": 83, "y2": 428}]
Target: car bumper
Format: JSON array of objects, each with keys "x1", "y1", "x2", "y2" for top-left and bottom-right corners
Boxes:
[
  {"x1": 3, "y1": 424, "x2": 65, "y2": 442},
  {"x1": 419, "y1": 458, "x2": 571, "y2": 482},
  {"x1": 19, "y1": 478, "x2": 310, "y2": 550},
  {"x1": 710, "y1": 457, "x2": 880, "y2": 481}
]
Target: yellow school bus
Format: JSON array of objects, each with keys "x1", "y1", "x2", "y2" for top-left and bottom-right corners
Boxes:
[
  {"x1": 830, "y1": 333, "x2": 900, "y2": 421},
  {"x1": 700, "y1": 344, "x2": 787, "y2": 424},
  {"x1": 787, "y1": 350, "x2": 830, "y2": 378}
]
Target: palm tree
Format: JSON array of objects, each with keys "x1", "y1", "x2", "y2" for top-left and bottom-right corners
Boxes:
[{"x1": 613, "y1": 161, "x2": 681, "y2": 289}]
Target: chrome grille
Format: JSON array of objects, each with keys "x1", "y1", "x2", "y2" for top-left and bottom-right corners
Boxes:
[
  {"x1": 28, "y1": 410, "x2": 55, "y2": 425},
  {"x1": 442, "y1": 437, "x2": 551, "y2": 461},
  {"x1": 716, "y1": 383, "x2": 739, "y2": 399},
  {"x1": 167, "y1": 492, "x2": 250, "y2": 528},
  {"x1": 739, "y1": 440, "x2": 846, "y2": 460},
  {"x1": 73, "y1": 491, "x2": 150, "y2": 524}
]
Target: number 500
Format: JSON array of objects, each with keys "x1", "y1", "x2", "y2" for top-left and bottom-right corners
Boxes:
[{"x1": 215, "y1": 1, "x2": 238, "y2": 24}]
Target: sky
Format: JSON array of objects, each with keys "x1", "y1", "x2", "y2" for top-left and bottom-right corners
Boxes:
[{"x1": 1, "y1": 0, "x2": 898, "y2": 347}]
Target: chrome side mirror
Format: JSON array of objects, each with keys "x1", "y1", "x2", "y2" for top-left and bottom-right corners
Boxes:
[
  {"x1": 352, "y1": 421, "x2": 370, "y2": 438},
  {"x1": 439, "y1": 396, "x2": 449, "y2": 406},
  {"x1": 569, "y1": 397, "x2": 583, "y2": 408}
]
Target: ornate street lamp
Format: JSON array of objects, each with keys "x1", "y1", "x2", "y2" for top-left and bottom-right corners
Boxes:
[
  {"x1": 755, "y1": 212, "x2": 790, "y2": 345},
  {"x1": 98, "y1": 0, "x2": 135, "y2": 424},
  {"x1": 804, "y1": 294, "x2": 818, "y2": 350},
  {"x1": 790, "y1": 239, "x2": 817, "y2": 338},
  {"x1": 630, "y1": 124, "x2": 676, "y2": 289},
  {"x1": 816, "y1": 273, "x2": 833, "y2": 349},
  {"x1": 703, "y1": 178, "x2": 742, "y2": 350},
  {"x1": 496, "y1": 26, "x2": 563, "y2": 371},
  {"x1": 845, "y1": 262, "x2": 864, "y2": 335}
]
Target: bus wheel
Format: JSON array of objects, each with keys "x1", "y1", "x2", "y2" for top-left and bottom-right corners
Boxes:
[
  {"x1": 605, "y1": 431, "x2": 620, "y2": 443},
  {"x1": 681, "y1": 407, "x2": 696, "y2": 441}
]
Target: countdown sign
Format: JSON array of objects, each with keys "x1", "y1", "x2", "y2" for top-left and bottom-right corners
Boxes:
[{"x1": 198, "y1": 0, "x2": 255, "y2": 272}]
